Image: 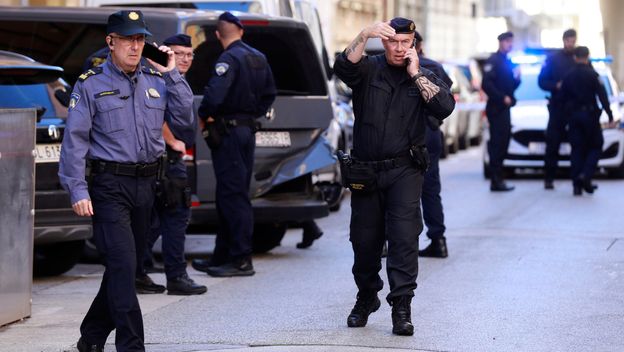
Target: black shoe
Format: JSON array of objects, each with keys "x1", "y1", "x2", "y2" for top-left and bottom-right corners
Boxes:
[
  {"x1": 167, "y1": 273, "x2": 207, "y2": 295},
  {"x1": 347, "y1": 293, "x2": 381, "y2": 327},
  {"x1": 544, "y1": 180, "x2": 554, "y2": 190},
  {"x1": 77, "y1": 337, "x2": 103, "y2": 352},
  {"x1": 582, "y1": 178, "x2": 597, "y2": 194},
  {"x1": 191, "y1": 258, "x2": 214, "y2": 273},
  {"x1": 144, "y1": 262, "x2": 165, "y2": 274},
  {"x1": 490, "y1": 180, "x2": 515, "y2": 192},
  {"x1": 391, "y1": 296, "x2": 414, "y2": 336},
  {"x1": 419, "y1": 238, "x2": 448, "y2": 258},
  {"x1": 135, "y1": 274, "x2": 165, "y2": 294},
  {"x1": 296, "y1": 222, "x2": 324, "y2": 249},
  {"x1": 573, "y1": 178, "x2": 583, "y2": 196},
  {"x1": 206, "y1": 258, "x2": 255, "y2": 277}
]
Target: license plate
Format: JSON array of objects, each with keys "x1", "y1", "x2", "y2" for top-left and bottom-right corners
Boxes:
[
  {"x1": 35, "y1": 143, "x2": 62, "y2": 163},
  {"x1": 528, "y1": 142, "x2": 571, "y2": 155},
  {"x1": 255, "y1": 131, "x2": 291, "y2": 147}
]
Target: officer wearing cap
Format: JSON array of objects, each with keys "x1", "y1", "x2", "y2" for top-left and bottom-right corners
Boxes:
[
  {"x1": 482, "y1": 31, "x2": 520, "y2": 192},
  {"x1": 560, "y1": 46, "x2": 615, "y2": 195},
  {"x1": 140, "y1": 33, "x2": 207, "y2": 295},
  {"x1": 192, "y1": 12, "x2": 276, "y2": 277},
  {"x1": 539, "y1": 29, "x2": 577, "y2": 189},
  {"x1": 58, "y1": 10, "x2": 193, "y2": 352},
  {"x1": 334, "y1": 17, "x2": 454, "y2": 336},
  {"x1": 412, "y1": 30, "x2": 453, "y2": 259}
]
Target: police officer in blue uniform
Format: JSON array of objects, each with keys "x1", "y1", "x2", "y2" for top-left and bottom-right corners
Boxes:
[
  {"x1": 539, "y1": 29, "x2": 577, "y2": 189},
  {"x1": 560, "y1": 46, "x2": 614, "y2": 196},
  {"x1": 58, "y1": 10, "x2": 193, "y2": 352},
  {"x1": 482, "y1": 31, "x2": 520, "y2": 192},
  {"x1": 334, "y1": 18, "x2": 454, "y2": 336},
  {"x1": 192, "y1": 12, "x2": 276, "y2": 277},
  {"x1": 142, "y1": 34, "x2": 207, "y2": 295},
  {"x1": 413, "y1": 30, "x2": 452, "y2": 258}
]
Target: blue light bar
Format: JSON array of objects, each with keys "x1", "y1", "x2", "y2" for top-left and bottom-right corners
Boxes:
[
  {"x1": 590, "y1": 56, "x2": 613, "y2": 63},
  {"x1": 510, "y1": 54, "x2": 544, "y2": 65}
]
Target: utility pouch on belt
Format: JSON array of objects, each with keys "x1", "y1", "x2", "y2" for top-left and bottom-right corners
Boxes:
[
  {"x1": 202, "y1": 118, "x2": 227, "y2": 149},
  {"x1": 337, "y1": 150, "x2": 377, "y2": 194},
  {"x1": 156, "y1": 177, "x2": 190, "y2": 209},
  {"x1": 409, "y1": 145, "x2": 430, "y2": 172}
]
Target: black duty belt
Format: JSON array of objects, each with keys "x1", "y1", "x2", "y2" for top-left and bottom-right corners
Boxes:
[
  {"x1": 354, "y1": 155, "x2": 412, "y2": 171},
  {"x1": 90, "y1": 159, "x2": 160, "y2": 177},
  {"x1": 224, "y1": 118, "x2": 257, "y2": 128}
]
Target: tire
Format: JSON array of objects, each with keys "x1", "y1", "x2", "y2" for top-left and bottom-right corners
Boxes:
[
  {"x1": 81, "y1": 238, "x2": 103, "y2": 264},
  {"x1": 34, "y1": 240, "x2": 85, "y2": 277},
  {"x1": 440, "y1": 132, "x2": 449, "y2": 159},
  {"x1": 607, "y1": 159, "x2": 624, "y2": 179},
  {"x1": 318, "y1": 181, "x2": 344, "y2": 212},
  {"x1": 252, "y1": 223, "x2": 287, "y2": 253}
]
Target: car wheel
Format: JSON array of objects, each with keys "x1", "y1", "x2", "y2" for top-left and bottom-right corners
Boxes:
[
  {"x1": 81, "y1": 238, "x2": 103, "y2": 264},
  {"x1": 317, "y1": 181, "x2": 343, "y2": 212},
  {"x1": 440, "y1": 132, "x2": 449, "y2": 159},
  {"x1": 33, "y1": 240, "x2": 85, "y2": 277},
  {"x1": 607, "y1": 159, "x2": 624, "y2": 179},
  {"x1": 252, "y1": 223, "x2": 287, "y2": 253}
]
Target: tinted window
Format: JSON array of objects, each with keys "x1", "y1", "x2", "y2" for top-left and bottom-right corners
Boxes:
[
  {"x1": 0, "y1": 82, "x2": 67, "y2": 119},
  {"x1": 185, "y1": 24, "x2": 326, "y2": 96},
  {"x1": 515, "y1": 72, "x2": 549, "y2": 101}
]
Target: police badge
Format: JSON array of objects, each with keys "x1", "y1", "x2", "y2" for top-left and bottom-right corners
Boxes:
[{"x1": 215, "y1": 62, "x2": 229, "y2": 76}]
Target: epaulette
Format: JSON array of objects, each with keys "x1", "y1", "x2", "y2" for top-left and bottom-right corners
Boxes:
[
  {"x1": 78, "y1": 67, "x2": 103, "y2": 82},
  {"x1": 142, "y1": 66, "x2": 163, "y2": 77}
]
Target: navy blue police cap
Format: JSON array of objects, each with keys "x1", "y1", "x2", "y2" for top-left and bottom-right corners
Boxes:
[
  {"x1": 107, "y1": 10, "x2": 152, "y2": 36},
  {"x1": 497, "y1": 31, "x2": 513, "y2": 41},
  {"x1": 163, "y1": 34, "x2": 192, "y2": 47},
  {"x1": 389, "y1": 17, "x2": 415, "y2": 34},
  {"x1": 414, "y1": 30, "x2": 423, "y2": 44},
  {"x1": 219, "y1": 11, "x2": 244, "y2": 29}
]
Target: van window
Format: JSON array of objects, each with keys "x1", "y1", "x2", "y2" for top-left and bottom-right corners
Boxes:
[
  {"x1": 185, "y1": 24, "x2": 327, "y2": 96},
  {"x1": 0, "y1": 21, "x2": 107, "y2": 85}
]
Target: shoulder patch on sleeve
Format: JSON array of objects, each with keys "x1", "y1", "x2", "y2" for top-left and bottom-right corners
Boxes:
[
  {"x1": 483, "y1": 63, "x2": 493, "y2": 73},
  {"x1": 69, "y1": 92, "x2": 81, "y2": 110},
  {"x1": 78, "y1": 67, "x2": 103, "y2": 82},
  {"x1": 215, "y1": 62, "x2": 230, "y2": 76}
]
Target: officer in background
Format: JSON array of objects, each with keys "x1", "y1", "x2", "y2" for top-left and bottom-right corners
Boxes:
[
  {"x1": 334, "y1": 18, "x2": 454, "y2": 336},
  {"x1": 560, "y1": 46, "x2": 614, "y2": 195},
  {"x1": 58, "y1": 10, "x2": 193, "y2": 352},
  {"x1": 482, "y1": 31, "x2": 520, "y2": 192},
  {"x1": 192, "y1": 12, "x2": 276, "y2": 277},
  {"x1": 539, "y1": 29, "x2": 577, "y2": 189},
  {"x1": 413, "y1": 30, "x2": 452, "y2": 259},
  {"x1": 141, "y1": 34, "x2": 207, "y2": 295}
]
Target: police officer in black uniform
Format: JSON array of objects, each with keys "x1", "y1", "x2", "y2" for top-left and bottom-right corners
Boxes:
[
  {"x1": 59, "y1": 10, "x2": 193, "y2": 352},
  {"x1": 539, "y1": 29, "x2": 577, "y2": 189},
  {"x1": 334, "y1": 18, "x2": 454, "y2": 336},
  {"x1": 192, "y1": 12, "x2": 276, "y2": 277},
  {"x1": 413, "y1": 30, "x2": 452, "y2": 259},
  {"x1": 560, "y1": 46, "x2": 614, "y2": 195},
  {"x1": 482, "y1": 31, "x2": 520, "y2": 192}
]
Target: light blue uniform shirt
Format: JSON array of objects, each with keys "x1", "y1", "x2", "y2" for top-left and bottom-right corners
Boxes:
[{"x1": 59, "y1": 58, "x2": 194, "y2": 204}]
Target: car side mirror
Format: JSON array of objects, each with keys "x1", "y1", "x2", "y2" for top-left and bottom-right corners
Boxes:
[{"x1": 54, "y1": 88, "x2": 71, "y2": 108}]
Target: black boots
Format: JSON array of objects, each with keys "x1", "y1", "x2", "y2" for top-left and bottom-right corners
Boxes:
[
  {"x1": 347, "y1": 293, "x2": 381, "y2": 327},
  {"x1": 77, "y1": 337, "x2": 103, "y2": 352},
  {"x1": 419, "y1": 238, "x2": 448, "y2": 258},
  {"x1": 490, "y1": 174, "x2": 514, "y2": 192},
  {"x1": 206, "y1": 257, "x2": 255, "y2": 277},
  {"x1": 135, "y1": 274, "x2": 165, "y2": 294},
  {"x1": 166, "y1": 273, "x2": 207, "y2": 295},
  {"x1": 296, "y1": 220, "x2": 324, "y2": 249},
  {"x1": 391, "y1": 296, "x2": 414, "y2": 336},
  {"x1": 574, "y1": 175, "x2": 598, "y2": 196},
  {"x1": 544, "y1": 179, "x2": 554, "y2": 190}
]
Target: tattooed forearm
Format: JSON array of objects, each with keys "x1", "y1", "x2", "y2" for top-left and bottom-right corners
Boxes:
[
  {"x1": 415, "y1": 76, "x2": 441, "y2": 102},
  {"x1": 345, "y1": 32, "x2": 365, "y2": 56}
]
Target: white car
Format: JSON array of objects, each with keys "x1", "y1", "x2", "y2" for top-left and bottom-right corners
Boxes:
[{"x1": 483, "y1": 63, "x2": 624, "y2": 178}]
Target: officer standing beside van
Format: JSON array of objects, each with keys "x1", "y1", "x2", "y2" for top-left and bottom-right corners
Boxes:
[
  {"x1": 58, "y1": 10, "x2": 193, "y2": 352},
  {"x1": 334, "y1": 18, "x2": 454, "y2": 336},
  {"x1": 192, "y1": 12, "x2": 276, "y2": 277}
]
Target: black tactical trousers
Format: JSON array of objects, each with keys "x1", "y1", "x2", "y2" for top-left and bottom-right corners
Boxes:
[
  {"x1": 545, "y1": 104, "x2": 568, "y2": 182},
  {"x1": 82, "y1": 172, "x2": 155, "y2": 352},
  {"x1": 349, "y1": 165, "x2": 423, "y2": 303},
  {"x1": 568, "y1": 111, "x2": 603, "y2": 181},
  {"x1": 422, "y1": 127, "x2": 445, "y2": 239},
  {"x1": 486, "y1": 106, "x2": 512, "y2": 177}
]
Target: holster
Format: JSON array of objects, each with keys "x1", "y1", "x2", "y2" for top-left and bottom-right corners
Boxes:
[
  {"x1": 202, "y1": 117, "x2": 227, "y2": 149},
  {"x1": 156, "y1": 177, "x2": 190, "y2": 209},
  {"x1": 409, "y1": 145, "x2": 430, "y2": 173}
]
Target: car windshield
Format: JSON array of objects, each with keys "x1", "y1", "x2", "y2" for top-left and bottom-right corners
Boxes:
[
  {"x1": 516, "y1": 69, "x2": 613, "y2": 102},
  {"x1": 0, "y1": 83, "x2": 56, "y2": 118}
]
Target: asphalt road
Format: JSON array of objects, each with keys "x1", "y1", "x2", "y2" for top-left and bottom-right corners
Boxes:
[{"x1": 2, "y1": 147, "x2": 623, "y2": 352}]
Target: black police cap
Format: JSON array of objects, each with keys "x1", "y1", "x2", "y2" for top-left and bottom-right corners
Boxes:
[
  {"x1": 219, "y1": 11, "x2": 244, "y2": 29},
  {"x1": 107, "y1": 10, "x2": 152, "y2": 36},
  {"x1": 390, "y1": 17, "x2": 415, "y2": 34},
  {"x1": 163, "y1": 34, "x2": 192, "y2": 47},
  {"x1": 497, "y1": 31, "x2": 513, "y2": 41},
  {"x1": 563, "y1": 29, "x2": 577, "y2": 39},
  {"x1": 414, "y1": 30, "x2": 423, "y2": 44}
]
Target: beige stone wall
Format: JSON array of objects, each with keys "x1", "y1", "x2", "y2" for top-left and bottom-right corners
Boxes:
[{"x1": 332, "y1": 0, "x2": 386, "y2": 53}]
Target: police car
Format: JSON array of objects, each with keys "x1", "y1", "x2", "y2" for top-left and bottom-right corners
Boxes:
[
  {"x1": 482, "y1": 55, "x2": 624, "y2": 178},
  {"x1": 0, "y1": 50, "x2": 91, "y2": 276}
]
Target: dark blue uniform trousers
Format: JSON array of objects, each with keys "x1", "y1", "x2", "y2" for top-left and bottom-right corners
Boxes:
[
  {"x1": 486, "y1": 106, "x2": 512, "y2": 176},
  {"x1": 211, "y1": 125, "x2": 255, "y2": 263},
  {"x1": 545, "y1": 103, "x2": 568, "y2": 181},
  {"x1": 350, "y1": 166, "x2": 423, "y2": 303},
  {"x1": 568, "y1": 110, "x2": 603, "y2": 181},
  {"x1": 422, "y1": 127, "x2": 445, "y2": 239},
  {"x1": 82, "y1": 172, "x2": 155, "y2": 352},
  {"x1": 146, "y1": 199, "x2": 190, "y2": 280}
]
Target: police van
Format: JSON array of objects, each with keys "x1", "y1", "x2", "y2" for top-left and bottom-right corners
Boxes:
[
  {"x1": 0, "y1": 6, "x2": 337, "y2": 270},
  {"x1": 482, "y1": 54, "x2": 624, "y2": 178}
]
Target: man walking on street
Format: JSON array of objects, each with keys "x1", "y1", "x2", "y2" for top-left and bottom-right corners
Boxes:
[
  {"x1": 482, "y1": 31, "x2": 520, "y2": 192},
  {"x1": 539, "y1": 29, "x2": 577, "y2": 189},
  {"x1": 334, "y1": 18, "x2": 454, "y2": 335}
]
